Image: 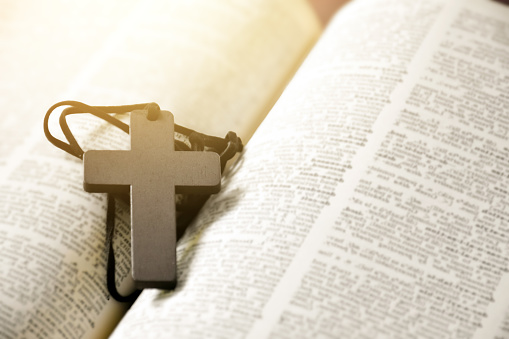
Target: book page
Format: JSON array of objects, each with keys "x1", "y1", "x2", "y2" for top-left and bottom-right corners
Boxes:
[
  {"x1": 265, "y1": 1, "x2": 509, "y2": 338},
  {"x1": 110, "y1": 0, "x2": 509, "y2": 338},
  {"x1": 0, "y1": 0, "x2": 320, "y2": 338}
]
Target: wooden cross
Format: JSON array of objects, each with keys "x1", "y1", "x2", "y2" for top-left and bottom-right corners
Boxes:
[{"x1": 83, "y1": 109, "x2": 221, "y2": 289}]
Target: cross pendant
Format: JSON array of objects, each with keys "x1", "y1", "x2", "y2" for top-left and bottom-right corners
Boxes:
[{"x1": 83, "y1": 109, "x2": 221, "y2": 289}]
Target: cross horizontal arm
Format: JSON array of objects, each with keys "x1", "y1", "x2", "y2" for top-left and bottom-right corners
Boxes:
[
  {"x1": 83, "y1": 150, "x2": 133, "y2": 194},
  {"x1": 172, "y1": 152, "x2": 221, "y2": 194}
]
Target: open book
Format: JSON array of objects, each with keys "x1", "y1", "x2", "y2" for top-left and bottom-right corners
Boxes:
[{"x1": 1, "y1": 0, "x2": 509, "y2": 337}]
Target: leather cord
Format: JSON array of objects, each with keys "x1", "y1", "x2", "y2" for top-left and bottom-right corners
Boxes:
[{"x1": 43, "y1": 101, "x2": 243, "y2": 302}]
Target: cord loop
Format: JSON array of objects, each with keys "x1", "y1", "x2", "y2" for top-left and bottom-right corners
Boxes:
[{"x1": 43, "y1": 101, "x2": 243, "y2": 302}]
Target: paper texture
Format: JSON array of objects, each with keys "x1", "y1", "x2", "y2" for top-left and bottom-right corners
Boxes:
[
  {"x1": 0, "y1": 0, "x2": 319, "y2": 338},
  {"x1": 110, "y1": 0, "x2": 509, "y2": 338}
]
